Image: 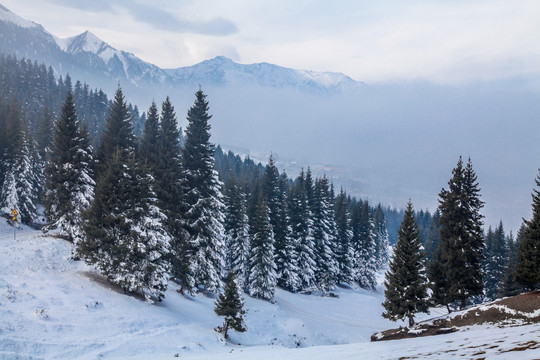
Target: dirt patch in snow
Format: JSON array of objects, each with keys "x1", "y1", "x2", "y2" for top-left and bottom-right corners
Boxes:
[{"x1": 372, "y1": 290, "x2": 540, "y2": 342}]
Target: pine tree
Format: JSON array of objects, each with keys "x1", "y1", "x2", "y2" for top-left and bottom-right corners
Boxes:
[
  {"x1": 214, "y1": 272, "x2": 247, "y2": 339},
  {"x1": 423, "y1": 209, "x2": 441, "y2": 263},
  {"x1": 95, "y1": 88, "x2": 136, "y2": 176},
  {"x1": 181, "y1": 89, "x2": 225, "y2": 294},
  {"x1": 351, "y1": 201, "x2": 377, "y2": 290},
  {"x1": 499, "y1": 230, "x2": 523, "y2": 297},
  {"x1": 44, "y1": 92, "x2": 95, "y2": 243},
  {"x1": 0, "y1": 101, "x2": 42, "y2": 224},
  {"x1": 247, "y1": 196, "x2": 277, "y2": 300},
  {"x1": 435, "y1": 157, "x2": 485, "y2": 309},
  {"x1": 289, "y1": 170, "x2": 317, "y2": 292},
  {"x1": 483, "y1": 222, "x2": 507, "y2": 301},
  {"x1": 223, "y1": 179, "x2": 250, "y2": 288},
  {"x1": 80, "y1": 152, "x2": 170, "y2": 300},
  {"x1": 373, "y1": 203, "x2": 390, "y2": 269},
  {"x1": 515, "y1": 170, "x2": 540, "y2": 290},
  {"x1": 151, "y1": 98, "x2": 187, "y2": 293},
  {"x1": 139, "y1": 101, "x2": 160, "y2": 166},
  {"x1": 312, "y1": 176, "x2": 339, "y2": 294},
  {"x1": 79, "y1": 89, "x2": 170, "y2": 301},
  {"x1": 273, "y1": 171, "x2": 300, "y2": 292},
  {"x1": 382, "y1": 200, "x2": 429, "y2": 327},
  {"x1": 335, "y1": 189, "x2": 354, "y2": 283}
]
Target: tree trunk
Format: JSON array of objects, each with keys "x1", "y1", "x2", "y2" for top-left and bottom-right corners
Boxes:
[
  {"x1": 408, "y1": 316, "x2": 414, "y2": 328},
  {"x1": 223, "y1": 322, "x2": 229, "y2": 339},
  {"x1": 460, "y1": 297, "x2": 466, "y2": 310}
]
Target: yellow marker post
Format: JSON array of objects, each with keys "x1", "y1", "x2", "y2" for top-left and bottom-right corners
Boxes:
[{"x1": 11, "y1": 209, "x2": 18, "y2": 240}]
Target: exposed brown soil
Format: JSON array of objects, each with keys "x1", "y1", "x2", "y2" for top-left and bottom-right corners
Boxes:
[{"x1": 372, "y1": 291, "x2": 540, "y2": 342}]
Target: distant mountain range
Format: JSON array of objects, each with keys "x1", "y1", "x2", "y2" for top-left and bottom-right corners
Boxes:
[{"x1": 0, "y1": 4, "x2": 359, "y2": 105}]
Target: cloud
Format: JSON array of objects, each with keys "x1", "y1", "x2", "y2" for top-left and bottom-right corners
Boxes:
[
  {"x1": 45, "y1": 0, "x2": 237, "y2": 36},
  {"x1": 125, "y1": 2, "x2": 237, "y2": 36}
]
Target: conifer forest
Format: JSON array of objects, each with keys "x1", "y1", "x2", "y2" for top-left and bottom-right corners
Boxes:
[{"x1": 1, "y1": 53, "x2": 539, "y2": 319}]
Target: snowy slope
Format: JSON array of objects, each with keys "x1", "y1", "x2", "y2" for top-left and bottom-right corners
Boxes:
[
  {"x1": 0, "y1": 219, "x2": 394, "y2": 359},
  {"x1": 2, "y1": 219, "x2": 539, "y2": 359},
  {"x1": 0, "y1": 4, "x2": 37, "y2": 28}
]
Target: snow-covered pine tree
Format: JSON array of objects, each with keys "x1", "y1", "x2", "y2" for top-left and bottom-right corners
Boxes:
[
  {"x1": 483, "y1": 222, "x2": 507, "y2": 301},
  {"x1": 247, "y1": 195, "x2": 277, "y2": 300},
  {"x1": 312, "y1": 176, "x2": 339, "y2": 294},
  {"x1": 181, "y1": 89, "x2": 225, "y2": 294},
  {"x1": 289, "y1": 169, "x2": 317, "y2": 292},
  {"x1": 44, "y1": 92, "x2": 95, "y2": 243},
  {"x1": 334, "y1": 189, "x2": 354, "y2": 284},
  {"x1": 383, "y1": 200, "x2": 429, "y2": 327},
  {"x1": 214, "y1": 272, "x2": 247, "y2": 339},
  {"x1": 0, "y1": 101, "x2": 42, "y2": 224},
  {"x1": 80, "y1": 152, "x2": 170, "y2": 300},
  {"x1": 262, "y1": 156, "x2": 300, "y2": 292},
  {"x1": 223, "y1": 178, "x2": 250, "y2": 289},
  {"x1": 373, "y1": 204, "x2": 390, "y2": 269},
  {"x1": 79, "y1": 88, "x2": 170, "y2": 301},
  {"x1": 153, "y1": 98, "x2": 187, "y2": 293},
  {"x1": 515, "y1": 170, "x2": 540, "y2": 290},
  {"x1": 350, "y1": 201, "x2": 377, "y2": 290}
]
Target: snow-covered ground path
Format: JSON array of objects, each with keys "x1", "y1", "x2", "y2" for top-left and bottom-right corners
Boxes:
[{"x1": 1, "y1": 220, "x2": 539, "y2": 359}]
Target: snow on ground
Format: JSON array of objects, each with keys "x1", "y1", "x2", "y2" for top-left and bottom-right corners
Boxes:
[{"x1": 1, "y1": 219, "x2": 539, "y2": 359}]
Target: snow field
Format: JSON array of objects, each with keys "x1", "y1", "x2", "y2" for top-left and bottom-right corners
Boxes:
[{"x1": 1, "y1": 220, "x2": 539, "y2": 359}]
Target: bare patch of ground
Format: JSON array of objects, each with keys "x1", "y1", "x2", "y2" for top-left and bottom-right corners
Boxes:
[{"x1": 372, "y1": 291, "x2": 540, "y2": 342}]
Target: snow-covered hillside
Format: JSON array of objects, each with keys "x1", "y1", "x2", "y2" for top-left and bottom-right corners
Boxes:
[{"x1": 1, "y1": 219, "x2": 539, "y2": 359}]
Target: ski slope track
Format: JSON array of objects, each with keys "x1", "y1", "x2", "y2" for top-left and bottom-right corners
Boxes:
[{"x1": 0, "y1": 219, "x2": 539, "y2": 359}]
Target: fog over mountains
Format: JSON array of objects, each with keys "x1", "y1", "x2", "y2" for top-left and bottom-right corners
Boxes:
[{"x1": 1, "y1": 4, "x2": 539, "y2": 231}]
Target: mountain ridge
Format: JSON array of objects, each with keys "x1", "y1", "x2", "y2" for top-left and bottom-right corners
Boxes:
[{"x1": 0, "y1": 4, "x2": 360, "y2": 97}]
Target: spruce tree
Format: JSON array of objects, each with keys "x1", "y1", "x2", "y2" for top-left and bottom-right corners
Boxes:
[
  {"x1": 382, "y1": 200, "x2": 429, "y2": 327},
  {"x1": 273, "y1": 171, "x2": 300, "y2": 292},
  {"x1": 79, "y1": 89, "x2": 170, "y2": 301},
  {"x1": 0, "y1": 101, "x2": 42, "y2": 224},
  {"x1": 153, "y1": 98, "x2": 187, "y2": 292},
  {"x1": 44, "y1": 92, "x2": 95, "y2": 243},
  {"x1": 181, "y1": 89, "x2": 225, "y2": 294},
  {"x1": 289, "y1": 170, "x2": 317, "y2": 292},
  {"x1": 312, "y1": 176, "x2": 339, "y2": 294},
  {"x1": 373, "y1": 203, "x2": 390, "y2": 269},
  {"x1": 335, "y1": 189, "x2": 354, "y2": 283},
  {"x1": 351, "y1": 201, "x2": 377, "y2": 290},
  {"x1": 499, "y1": 230, "x2": 523, "y2": 297},
  {"x1": 515, "y1": 170, "x2": 540, "y2": 290},
  {"x1": 483, "y1": 222, "x2": 507, "y2": 301},
  {"x1": 247, "y1": 196, "x2": 277, "y2": 300},
  {"x1": 435, "y1": 157, "x2": 485, "y2": 309},
  {"x1": 223, "y1": 179, "x2": 250, "y2": 288},
  {"x1": 95, "y1": 88, "x2": 136, "y2": 176},
  {"x1": 139, "y1": 101, "x2": 160, "y2": 166},
  {"x1": 214, "y1": 272, "x2": 247, "y2": 340},
  {"x1": 80, "y1": 152, "x2": 170, "y2": 300},
  {"x1": 423, "y1": 209, "x2": 441, "y2": 263}
]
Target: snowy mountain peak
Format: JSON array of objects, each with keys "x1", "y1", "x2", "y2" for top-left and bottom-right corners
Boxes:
[
  {"x1": 166, "y1": 56, "x2": 360, "y2": 92},
  {"x1": 60, "y1": 31, "x2": 116, "y2": 59},
  {"x1": 0, "y1": 4, "x2": 39, "y2": 28}
]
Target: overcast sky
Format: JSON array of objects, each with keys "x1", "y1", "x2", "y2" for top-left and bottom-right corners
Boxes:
[{"x1": 3, "y1": 0, "x2": 540, "y2": 83}]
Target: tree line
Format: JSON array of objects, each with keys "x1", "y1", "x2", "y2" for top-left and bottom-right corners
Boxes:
[
  {"x1": 382, "y1": 158, "x2": 540, "y2": 326},
  {"x1": 0, "y1": 58, "x2": 390, "y2": 302}
]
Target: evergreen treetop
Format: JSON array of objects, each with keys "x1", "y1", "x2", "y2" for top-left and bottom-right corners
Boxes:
[{"x1": 383, "y1": 200, "x2": 429, "y2": 327}]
